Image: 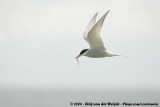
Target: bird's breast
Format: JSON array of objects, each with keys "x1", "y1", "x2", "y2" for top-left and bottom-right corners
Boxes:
[{"x1": 85, "y1": 49, "x2": 109, "y2": 58}]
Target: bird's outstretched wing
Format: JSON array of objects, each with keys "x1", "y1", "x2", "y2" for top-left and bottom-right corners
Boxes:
[
  {"x1": 83, "y1": 12, "x2": 98, "y2": 43},
  {"x1": 86, "y1": 10, "x2": 110, "y2": 50}
]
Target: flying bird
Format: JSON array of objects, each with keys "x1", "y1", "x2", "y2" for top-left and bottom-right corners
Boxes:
[{"x1": 76, "y1": 10, "x2": 119, "y2": 59}]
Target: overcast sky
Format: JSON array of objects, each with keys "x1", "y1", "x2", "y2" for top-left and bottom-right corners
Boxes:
[{"x1": 0, "y1": 0, "x2": 160, "y2": 90}]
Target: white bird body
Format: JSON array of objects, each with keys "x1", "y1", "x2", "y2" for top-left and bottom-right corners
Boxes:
[
  {"x1": 83, "y1": 48, "x2": 118, "y2": 58},
  {"x1": 76, "y1": 10, "x2": 119, "y2": 59}
]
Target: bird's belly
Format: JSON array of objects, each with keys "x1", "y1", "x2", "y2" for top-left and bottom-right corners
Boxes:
[{"x1": 86, "y1": 50, "x2": 109, "y2": 58}]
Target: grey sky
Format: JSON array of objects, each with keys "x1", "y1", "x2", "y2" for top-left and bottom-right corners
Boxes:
[{"x1": 0, "y1": 0, "x2": 160, "y2": 90}]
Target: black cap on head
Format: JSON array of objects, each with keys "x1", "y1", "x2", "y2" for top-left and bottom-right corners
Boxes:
[{"x1": 80, "y1": 49, "x2": 88, "y2": 55}]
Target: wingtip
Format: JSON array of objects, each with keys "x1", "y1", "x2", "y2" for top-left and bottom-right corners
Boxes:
[
  {"x1": 95, "y1": 11, "x2": 109, "y2": 16},
  {"x1": 95, "y1": 12, "x2": 98, "y2": 16},
  {"x1": 106, "y1": 10, "x2": 110, "y2": 14},
  {"x1": 102, "y1": 10, "x2": 110, "y2": 17}
]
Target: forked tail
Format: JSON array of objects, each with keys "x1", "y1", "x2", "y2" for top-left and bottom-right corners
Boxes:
[
  {"x1": 110, "y1": 53, "x2": 135, "y2": 58},
  {"x1": 116, "y1": 54, "x2": 136, "y2": 58}
]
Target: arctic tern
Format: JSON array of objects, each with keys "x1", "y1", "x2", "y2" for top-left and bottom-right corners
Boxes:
[{"x1": 76, "y1": 10, "x2": 119, "y2": 60}]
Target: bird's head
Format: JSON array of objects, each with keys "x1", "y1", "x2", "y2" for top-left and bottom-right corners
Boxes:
[{"x1": 76, "y1": 49, "x2": 89, "y2": 59}]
